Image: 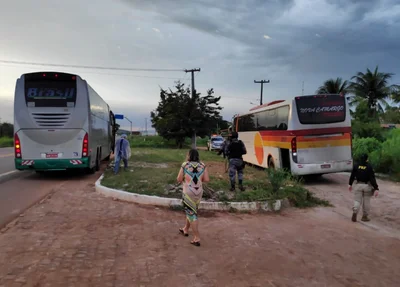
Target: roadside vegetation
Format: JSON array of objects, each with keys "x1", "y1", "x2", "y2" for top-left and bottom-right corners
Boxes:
[
  {"x1": 102, "y1": 139, "x2": 330, "y2": 208},
  {"x1": 0, "y1": 137, "x2": 13, "y2": 148},
  {"x1": 127, "y1": 135, "x2": 208, "y2": 149},
  {"x1": 0, "y1": 122, "x2": 14, "y2": 147}
]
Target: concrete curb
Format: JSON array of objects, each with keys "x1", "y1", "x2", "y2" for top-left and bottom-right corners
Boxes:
[
  {"x1": 0, "y1": 170, "x2": 23, "y2": 184},
  {"x1": 95, "y1": 174, "x2": 283, "y2": 212}
]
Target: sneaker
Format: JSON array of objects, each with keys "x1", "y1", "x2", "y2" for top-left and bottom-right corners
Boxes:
[
  {"x1": 352, "y1": 212, "x2": 357, "y2": 222},
  {"x1": 361, "y1": 215, "x2": 370, "y2": 222}
]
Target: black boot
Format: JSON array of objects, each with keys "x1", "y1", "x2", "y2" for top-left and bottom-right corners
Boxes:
[
  {"x1": 230, "y1": 182, "x2": 235, "y2": 192},
  {"x1": 352, "y1": 212, "x2": 357, "y2": 222},
  {"x1": 238, "y1": 180, "x2": 245, "y2": 191}
]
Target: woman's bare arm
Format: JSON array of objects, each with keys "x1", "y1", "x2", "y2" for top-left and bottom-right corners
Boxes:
[
  {"x1": 177, "y1": 167, "x2": 184, "y2": 183},
  {"x1": 202, "y1": 166, "x2": 210, "y2": 183}
]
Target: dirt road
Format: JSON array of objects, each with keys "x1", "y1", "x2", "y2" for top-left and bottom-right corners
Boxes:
[
  {"x1": 0, "y1": 172, "x2": 399, "y2": 286},
  {"x1": 304, "y1": 173, "x2": 400, "y2": 237}
]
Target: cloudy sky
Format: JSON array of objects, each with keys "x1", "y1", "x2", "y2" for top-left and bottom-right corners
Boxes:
[{"x1": 1, "y1": 0, "x2": 399, "y2": 131}]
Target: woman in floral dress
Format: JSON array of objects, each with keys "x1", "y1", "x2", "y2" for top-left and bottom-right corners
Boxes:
[{"x1": 176, "y1": 149, "x2": 210, "y2": 246}]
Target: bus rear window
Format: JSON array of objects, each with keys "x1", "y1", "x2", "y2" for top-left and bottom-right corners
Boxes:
[
  {"x1": 24, "y1": 72, "x2": 77, "y2": 107},
  {"x1": 295, "y1": 94, "x2": 346, "y2": 125}
]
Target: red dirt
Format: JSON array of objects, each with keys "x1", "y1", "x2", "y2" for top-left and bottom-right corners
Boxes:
[{"x1": 0, "y1": 171, "x2": 399, "y2": 286}]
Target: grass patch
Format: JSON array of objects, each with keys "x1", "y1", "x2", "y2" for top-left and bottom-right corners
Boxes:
[
  {"x1": 128, "y1": 135, "x2": 208, "y2": 149},
  {"x1": 0, "y1": 137, "x2": 13, "y2": 147},
  {"x1": 102, "y1": 147, "x2": 330, "y2": 208},
  {"x1": 102, "y1": 147, "x2": 223, "y2": 198}
]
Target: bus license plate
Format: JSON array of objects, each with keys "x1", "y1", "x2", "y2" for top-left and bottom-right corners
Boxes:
[
  {"x1": 321, "y1": 164, "x2": 331, "y2": 169},
  {"x1": 46, "y1": 153, "x2": 59, "y2": 158}
]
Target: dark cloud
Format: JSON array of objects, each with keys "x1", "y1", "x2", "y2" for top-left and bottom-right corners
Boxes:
[{"x1": 122, "y1": 0, "x2": 400, "y2": 76}]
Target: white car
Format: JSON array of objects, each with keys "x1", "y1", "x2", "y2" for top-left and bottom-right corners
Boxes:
[{"x1": 207, "y1": 135, "x2": 224, "y2": 151}]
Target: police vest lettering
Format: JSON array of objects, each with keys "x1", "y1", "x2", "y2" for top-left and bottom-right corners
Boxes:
[{"x1": 358, "y1": 165, "x2": 367, "y2": 170}]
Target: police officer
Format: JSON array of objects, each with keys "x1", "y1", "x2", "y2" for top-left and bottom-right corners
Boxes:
[
  {"x1": 226, "y1": 132, "x2": 247, "y2": 191},
  {"x1": 218, "y1": 135, "x2": 231, "y2": 159},
  {"x1": 348, "y1": 154, "x2": 379, "y2": 222}
]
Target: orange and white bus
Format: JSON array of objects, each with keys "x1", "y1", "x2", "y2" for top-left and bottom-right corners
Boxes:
[{"x1": 233, "y1": 94, "x2": 353, "y2": 176}]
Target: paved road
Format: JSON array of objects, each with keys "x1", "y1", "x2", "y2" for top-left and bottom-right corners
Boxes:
[
  {"x1": 0, "y1": 172, "x2": 399, "y2": 286},
  {"x1": 0, "y1": 147, "x2": 14, "y2": 175},
  {"x1": 0, "y1": 165, "x2": 105, "y2": 229}
]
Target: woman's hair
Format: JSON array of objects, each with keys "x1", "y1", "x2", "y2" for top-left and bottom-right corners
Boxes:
[{"x1": 187, "y1": 149, "x2": 200, "y2": 162}]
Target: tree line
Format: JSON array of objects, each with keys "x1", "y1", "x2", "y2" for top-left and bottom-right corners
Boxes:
[{"x1": 0, "y1": 122, "x2": 13, "y2": 138}]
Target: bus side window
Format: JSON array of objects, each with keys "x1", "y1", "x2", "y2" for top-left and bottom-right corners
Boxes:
[
  {"x1": 277, "y1": 106, "x2": 289, "y2": 130},
  {"x1": 257, "y1": 109, "x2": 277, "y2": 130}
]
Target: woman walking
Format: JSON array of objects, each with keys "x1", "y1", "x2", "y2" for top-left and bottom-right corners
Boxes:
[{"x1": 176, "y1": 149, "x2": 209, "y2": 246}]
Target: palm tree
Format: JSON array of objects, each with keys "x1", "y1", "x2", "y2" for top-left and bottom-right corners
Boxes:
[
  {"x1": 316, "y1": 77, "x2": 349, "y2": 95},
  {"x1": 348, "y1": 66, "x2": 400, "y2": 117}
]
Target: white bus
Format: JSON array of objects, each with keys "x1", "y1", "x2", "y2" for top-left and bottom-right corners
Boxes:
[
  {"x1": 13, "y1": 71, "x2": 117, "y2": 173},
  {"x1": 233, "y1": 94, "x2": 353, "y2": 176}
]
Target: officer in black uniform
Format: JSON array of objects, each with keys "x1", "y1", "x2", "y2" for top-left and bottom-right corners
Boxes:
[
  {"x1": 226, "y1": 132, "x2": 247, "y2": 191},
  {"x1": 348, "y1": 154, "x2": 379, "y2": 222}
]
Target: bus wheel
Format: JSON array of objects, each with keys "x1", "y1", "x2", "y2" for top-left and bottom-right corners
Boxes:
[{"x1": 268, "y1": 157, "x2": 275, "y2": 169}]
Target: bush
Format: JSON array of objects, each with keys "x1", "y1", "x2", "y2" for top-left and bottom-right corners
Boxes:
[
  {"x1": 0, "y1": 137, "x2": 13, "y2": 148},
  {"x1": 371, "y1": 130, "x2": 400, "y2": 175},
  {"x1": 352, "y1": 129, "x2": 400, "y2": 178},
  {"x1": 352, "y1": 137, "x2": 382, "y2": 162},
  {"x1": 352, "y1": 120, "x2": 385, "y2": 141},
  {"x1": 266, "y1": 168, "x2": 331, "y2": 208}
]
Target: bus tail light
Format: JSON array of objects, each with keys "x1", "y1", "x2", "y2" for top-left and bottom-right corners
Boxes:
[
  {"x1": 291, "y1": 137, "x2": 297, "y2": 155},
  {"x1": 14, "y1": 134, "x2": 22, "y2": 158},
  {"x1": 82, "y1": 133, "x2": 89, "y2": 157},
  {"x1": 291, "y1": 137, "x2": 298, "y2": 163}
]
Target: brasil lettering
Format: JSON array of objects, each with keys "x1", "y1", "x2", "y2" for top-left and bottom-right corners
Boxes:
[
  {"x1": 26, "y1": 87, "x2": 75, "y2": 99},
  {"x1": 299, "y1": 105, "x2": 344, "y2": 114}
]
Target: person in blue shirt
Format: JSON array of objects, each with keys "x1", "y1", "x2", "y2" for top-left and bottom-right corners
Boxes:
[{"x1": 114, "y1": 134, "x2": 130, "y2": 174}]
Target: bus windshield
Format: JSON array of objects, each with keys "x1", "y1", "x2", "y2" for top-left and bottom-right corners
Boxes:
[
  {"x1": 295, "y1": 94, "x2": 346, "y2": 125},
  {"x1": 24, "y1": 72, "x2": 77, "y2": 108}
]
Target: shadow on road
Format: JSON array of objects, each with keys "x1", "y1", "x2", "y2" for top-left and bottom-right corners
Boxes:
[
  {"x1": 301, "y1": 174, "x2": 344, "y2": 186},
  {"x1": 21, "y1": 162, "x2": 108, "y2": 182}
]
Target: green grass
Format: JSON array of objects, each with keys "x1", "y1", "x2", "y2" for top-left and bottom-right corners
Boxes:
[
  {"x1": 127, "y1": 135, "x2": 208, "y2": 149},
  {"x1": 131, "y1": 147, "x2": 222, "y2": 163},
  {"x1": 0, "y1": 137, "x2": 13, "y2": 148},
  {"x1": 102, "y1": 147, "x2": 223, "y2": 198},
  {"x1": 102, "y1": 147, "x2": 330, "y2": 208}
]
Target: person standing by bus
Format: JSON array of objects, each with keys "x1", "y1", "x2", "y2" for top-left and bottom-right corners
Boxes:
[
  {"x1": 226, "y1": 132, "x2": 247, "y2": 191},
  {"x1": 114, "y1": 134, "x2": 131, "y2": 174},
  {"x1": 218, "y1": 135, "x2": 231, "y2": 159},
  {"x1": 348, "y1": 154, "x2": 379, "y2": 222}
]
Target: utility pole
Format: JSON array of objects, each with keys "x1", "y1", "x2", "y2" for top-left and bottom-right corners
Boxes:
[
  {"x1": 124, "y1": 117, "x2": 132, "y2": 136},
  {"x1": 145, "y1": 118, "x2": 147, "y2": 136},
  {"x1": 254, "y1": 79, "x2": 270, "y2": 105},
  {"x1": 185, "y1": 68, "x2": 201, "y2": 149}
]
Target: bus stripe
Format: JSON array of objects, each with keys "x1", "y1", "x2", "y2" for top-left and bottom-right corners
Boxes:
[
  {"x1": 258, "y1": 126, "x2": 351, "y2": 137},
  {"x1": 261, "y1": 139, "x2": 351, "y2": 149}
]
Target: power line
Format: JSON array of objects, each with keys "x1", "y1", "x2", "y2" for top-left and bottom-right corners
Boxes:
[
  {"x1": 0, "y1": 59, "x2": 184, "y2": 72},
  {"x1": 0, "y1": 63, "x2": 186, "y2": 80}
]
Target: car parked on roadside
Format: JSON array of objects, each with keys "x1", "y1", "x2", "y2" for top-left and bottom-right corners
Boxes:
[{"x1": 207, "y1": 135, "x2": 224, "y2": 151}]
